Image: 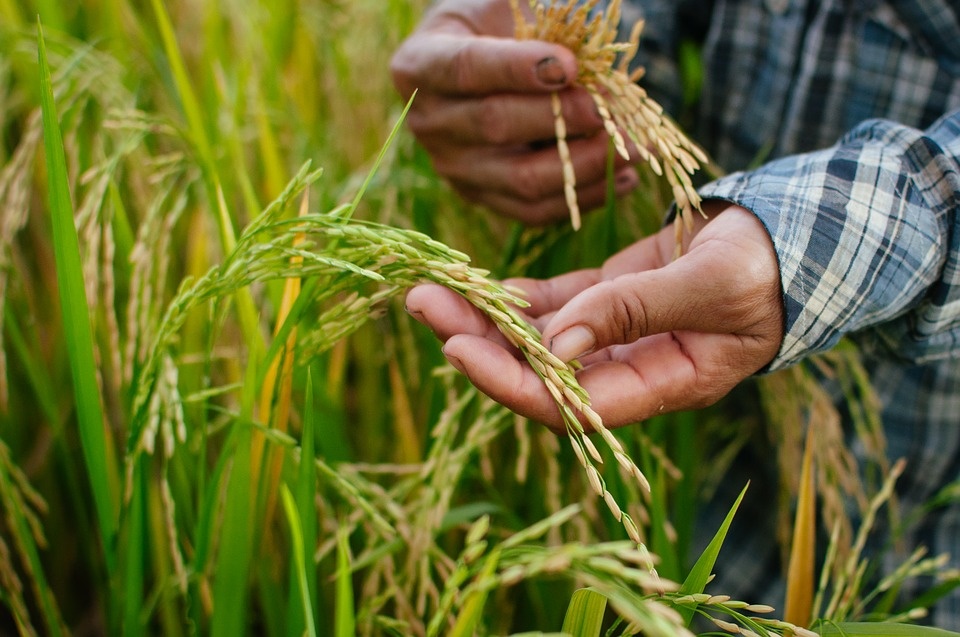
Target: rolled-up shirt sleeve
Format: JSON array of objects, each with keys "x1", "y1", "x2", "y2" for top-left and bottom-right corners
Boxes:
[{"x1": 698, "y1": 109, "x2": 960, "y2": 370}]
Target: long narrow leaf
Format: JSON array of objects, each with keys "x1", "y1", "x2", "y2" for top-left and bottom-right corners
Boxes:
[
  {"x1": 287, "y1": 370, "x2": 319, "y2": 636},
  {"x1": 785, "y1": 424, "x2": 817, "y2": 626},
  {"x1": 210, "y1": 360, "x2": 259, "y2": 637},
  {"x1": 676, "y1": 482, "x2": 749, "y2": 625},
  {"x1": 335, "y1": 526, "x2": 356, "y2": 637},
  {"x1": 816, "y1": 622, "x2": 960, "y2": 636},
  {"x1": 449, "y1": 549, "x2": 501, "y2": 637},
  {"x1": 343, "y1": 91, "x2": 417, "y2": 219},
  {"x1": 122, "y1": 458, "x2": 147, "y2": 637},
  {"x1": 561, "y1": 588, "x2": 608, "y2": 637},
  {"x1": 280, "y1": 485, "x2": 318, "y2": 637},
  {"x1": 37, "y1": 18, "x2": 120, "y2": 571},
  {"x1": 149, "y1": 0, "x2": 260, "y2": 348},
  {"x1": 148, "y1": 0, "x2": 214, "y2": 170}
]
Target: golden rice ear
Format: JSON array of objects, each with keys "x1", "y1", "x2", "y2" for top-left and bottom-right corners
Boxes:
[{"x1": 513, "y1": 0, "x2": 710, "y2": 254}]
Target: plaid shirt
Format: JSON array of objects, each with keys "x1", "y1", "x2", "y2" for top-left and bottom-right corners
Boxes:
[{"x1": 611, "y1": 0, "x2": 960, "y2": 627}]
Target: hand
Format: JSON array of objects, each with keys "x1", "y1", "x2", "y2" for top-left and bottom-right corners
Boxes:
[
  {"x1": 405, "y1": 203, "x2": 784, "y2": 431},
  {"x1": 390, "y1": 0, "x2": 641, "y2": 224}
]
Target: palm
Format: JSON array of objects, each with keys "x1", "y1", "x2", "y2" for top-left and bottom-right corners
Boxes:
[{"x1": 406, "y1": 206, "x2": 783, "y2": 431}]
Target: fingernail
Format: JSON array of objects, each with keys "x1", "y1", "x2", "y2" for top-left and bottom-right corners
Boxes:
[
  {"x1": 442, "y1": 345, "x2": 466, "y2": 374},
  {"x1": 405, "y1": 304, "x2": 425, "y2": 323},
  {"x1": 549, "y1": 325, "x2": 596, "y2": 362},
  {"x1": 535, "y1": 56, "x2": 567, "y2": 86}
]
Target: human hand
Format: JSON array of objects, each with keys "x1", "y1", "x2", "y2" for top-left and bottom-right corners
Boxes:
[
  {"x1": 390, "y1": 0, "x2": 641, "y2": 224},
  {"x1": 405, "y1": 203, "x2": 784, "y2": 431}
]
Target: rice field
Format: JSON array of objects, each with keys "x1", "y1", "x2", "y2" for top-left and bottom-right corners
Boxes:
[{"x1": 1, "y1": 1, "x2": 958, "y2": 635}]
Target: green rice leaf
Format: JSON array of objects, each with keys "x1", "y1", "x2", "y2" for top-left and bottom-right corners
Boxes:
[
  {"x1": 561, "y1": 588, "x2": 608, "y2": 637},
  {"x1": 280, "y1": 484, "x2": 318, "y2": 637},
  {"x1": 675, "y1": 482, "x2": 749, "y2": 626},
  {"x1": 815, "y1": 622, "x2": 960, "y2": 636},
  {"x1": 37, "y1": 17, "x2": 120, "y2": 572},
  {"x1": 448, "y1": 548, "x2": 501, "y2": 637},
  {"x1": 335, "y1": 526, "x2": 356, "y2": 637},
  {"x1": 341, "y1": 91, "x2": 417, "y2": 221},
  {"x1": 210, "y1": 359, "x2": 259, "y2": 637},
  {"x1": 287, "y1": 371, "x2": 319, "y2": 636},
  {"x1": 148, "y1": 0, "x2": 214, "y2": 172},
  {"x1": 122, "y1": 458, "x2": 147, "y2": 637}
]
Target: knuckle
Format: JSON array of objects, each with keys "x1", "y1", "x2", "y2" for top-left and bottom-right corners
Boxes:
[
  {"x1": 474, "y1": 96, "x2": 512, "y2": 145},
  {"x1": 450, "y1": 42, "x2": 477, "y2": 93},
  {"x1": 508, "y1": 157, "x2": 547, "y2": 203},
  {"x1": 613, "y1": 291, "x2": 646, "y2": 343},
  {"x1": 563, "y1": 91, "x2": 603, "y2": 133},
  {"x1": 591, "y1": 279, "x2": 647, "y2": 345}
]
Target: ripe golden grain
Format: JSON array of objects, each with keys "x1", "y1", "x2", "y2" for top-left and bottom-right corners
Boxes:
[{"x1": 511, "y1": 0, "x2": 708, "y2": 254}]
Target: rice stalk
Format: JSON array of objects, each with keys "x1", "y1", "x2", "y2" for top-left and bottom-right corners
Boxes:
[
  {"x1": 280, "y1": 484, "x2": 319, "y2": 637},
  {"x1": 510, "y1": 0, "x2": 708, "y2": 253},
  {"x1": 287, "y1": 371, "x2": 320, "y2": 636},
  {"x1": 759, "y1": 353, "x2": 886, "y2": 577},
  {"x1": 125, "y1": 156, "x2": 651, "y2": 573},
  {"x1": 39, "y1": 19, "x2": 121, "y2": 573},
  {"x1": 252, "y1": 190, "x2": 309, "y2": 529},
  {"x1": 0, "y1": 439, "x2": 64, "y2": 637},
  {"x1": 822, "y1": 458, "x2": 907, "y2": 622}
]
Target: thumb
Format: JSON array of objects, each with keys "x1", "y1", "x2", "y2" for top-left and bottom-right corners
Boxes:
[{"x1": 542, "y1": 244, "x2": 779, "y2": 362}]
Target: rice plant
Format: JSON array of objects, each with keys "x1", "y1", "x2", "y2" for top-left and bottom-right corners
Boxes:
[{"x1": 0, "y1": 1, "x2": 957, "y2": 636}]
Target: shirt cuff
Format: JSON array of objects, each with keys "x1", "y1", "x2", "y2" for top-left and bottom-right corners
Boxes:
[{"x1": 695, "y1": 120, "x2": 951, "y2": 371}]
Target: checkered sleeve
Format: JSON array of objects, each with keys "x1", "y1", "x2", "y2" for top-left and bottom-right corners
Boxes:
[{"x1": 698, "y1": 109, "x2": 960, "y2": 370}]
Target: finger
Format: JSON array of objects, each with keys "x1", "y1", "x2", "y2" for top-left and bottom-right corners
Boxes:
[
  {"x1": 599, "y1": 227, "x2": 675, "y2": 277},
  {"x1": 391, "y1": 33, "x2": 577, "y2": 98},
  {"x1": 405, "y1": 284, "x2": 510, "y2": 346},
  {"x1": 543, "y1": 235, "x2": 781, "y2": 362},
  {"x1": 441, "y1": 333, "x2": 566, "y2": 428},
  {"x1": 504, "y1": 269, "x2": 604, "y2": 316},
  {"x1": 436, "y1": 135, "x2": 637, "y2": 209},
  {"x1": 455, "y1": 165, "x2": 639, "y2": 225},
  {"x1": 407, "y1": 88, "x2": 603, "y2": 147},
  {"x1": 574, "y1": 331, "x2": 744, "y2": 428}
]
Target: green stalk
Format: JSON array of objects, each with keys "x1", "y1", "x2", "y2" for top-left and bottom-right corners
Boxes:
[
  {"x1": 209, "y1": 427, "x2": 255, "y2": 637},
  {"x1": 670, "y1": 412, "x2": 697, "y2": 567},
  {"x1": 280, "y1": 485, "x2": 318, "y2": 637},
  {"x1": 148, "y1": 0, "x2": 260, "y2": 348},
  {"x1": 210, "y1": 356, "x2": 260, "y2": 637},
  {"x1": 38, "y1": 18, "x2": 120, "y2": 572},
  {"x1": 287, "y1": 371, "x2": 319, "y2": 636},
  {"x1": 335, "y1": 526, "x2": 356, "y2": 637},
  {"x1": 257, "y1": 94, "x2": 416, "y2": 389},
  {"x1": 449, "y1": 549, "x2": 501, "y2": 637},
  {"x1": 122, "y1": 458, "x2": 147, "y2": 637},
  {"x1": 0, "y1": 449, "x2": 66, "y2": 637},
  {"x1": 816, "y1": 623, "x2": 960, "y2": 636},
  {"x1": 4, "y1": 307, "x2": 62, "y2": 433}
]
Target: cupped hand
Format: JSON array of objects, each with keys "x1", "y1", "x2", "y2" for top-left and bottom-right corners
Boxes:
[
  {"x1": 405, "y1": 203, "x2": 784, "y2": 432},
  {"x1": 390, "y1": 0, "x2": 640, "y2": 224}
]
